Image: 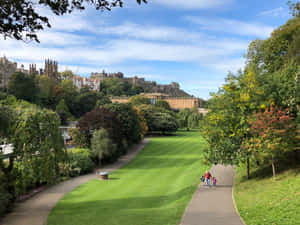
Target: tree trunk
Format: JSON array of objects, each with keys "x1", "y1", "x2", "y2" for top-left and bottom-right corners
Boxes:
[
  {"x1": 247, "y1": 156, "x2": 250, "y2": 179},
  {"x1": 271, "y1": 157, "x2": 276, "y2": 179}
]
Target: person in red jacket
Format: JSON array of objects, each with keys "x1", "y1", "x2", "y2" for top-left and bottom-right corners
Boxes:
[{"x1": 204, "y1": 171, "x2": 212, "y2": 187}]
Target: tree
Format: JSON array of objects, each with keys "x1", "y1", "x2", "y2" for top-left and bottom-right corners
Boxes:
[
  {"x1": 178, "y1": 108, "x2": 191, "y2": 130},
  {"x1": 73, "y1": 89, "x2": 99, "y2": 118},
  {"x1": 91, "y1": 128, "x2": 116, "y2": 165},
  {"x1": 137, "y1": 104, "x2": 178, "y2": 134},
  {"x1": 104, "y1": 103, "x2": 142, "y2": 145},
  {"x1": 77, "y1": 107, "x2": 122, "y2": 148},
  {"x1": 243, "y1": 106, "x2": 295, "y2": 178},
  {"x1": 1, "y1": 0, "x2": 147, "y2": 42},
  {"x1": 35, "y1": 75, "x2": 58, "y2": 109},
  {"x1": 8, "y1": 72, "x2": 38, "y2": 102},
  {"x1": 155, "y1": 99, "x2": 171, "y2": 110},
  {"x1": 129, "y1": 95, "x2": 151, "y2": 106},
  {"x1": 56, "y1": 99, "x2": 71, "y2": 125}
]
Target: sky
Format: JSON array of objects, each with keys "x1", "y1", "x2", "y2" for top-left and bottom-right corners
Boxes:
[{"x1": 0, "y1": 0, "x2": 293, "y2": 99}]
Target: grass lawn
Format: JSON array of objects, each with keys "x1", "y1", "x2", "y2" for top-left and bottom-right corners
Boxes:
[
  {"x1": 47, "y1": 130, "x2": 209, "y2": 225},
  {"x1": 234, "y1": 165, "x2": 300, "y2": 225}
]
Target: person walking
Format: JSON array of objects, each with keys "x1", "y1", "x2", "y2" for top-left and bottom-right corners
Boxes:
[
  {"x1": 205, "y1": 171, "x2": 212, "y2": 187},
  {"x1": 213, "y1": 177, "x2": 217, "y2": 187}
]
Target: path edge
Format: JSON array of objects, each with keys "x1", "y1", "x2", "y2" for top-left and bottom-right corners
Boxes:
[{"x1": 231, "y1": 167, "x2": 247, "y2": 225}]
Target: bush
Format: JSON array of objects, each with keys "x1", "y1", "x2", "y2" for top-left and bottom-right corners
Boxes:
[
  {"x1": 68, "y1": 148, "x2": 95, "y2": 176},
  {"x1": 91, "y1": 129, "x2": 117, "y2": 165},
  {"x1": 0, "y1": 172, "x2": 12, "y2": 217}
]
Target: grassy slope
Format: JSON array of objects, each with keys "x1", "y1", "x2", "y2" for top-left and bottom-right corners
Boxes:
[
  {"x1": 234, "y1": 165, "x2": 300, "y2": 225},
  {"x1": 47, "y1": 131, "x2": 209, "y2": 225}
]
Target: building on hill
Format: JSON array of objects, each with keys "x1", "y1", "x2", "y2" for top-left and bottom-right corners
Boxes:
[
  {"x1": 72, "y1": 75, "x2": 100, "y2": 91},
  {"x1": 0, "y1": 56, "x2": 17, "y2": 89},
  {"x1": 111, "y1": 93, "x2": 206, "y2": 111},
  {"x1": 44, "y1": 59, "x2": 58, "y2": 80}
]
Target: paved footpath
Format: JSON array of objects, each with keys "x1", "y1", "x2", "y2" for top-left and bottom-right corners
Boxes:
[
  {"x1": 181, "y1": 164, "x2": 245, "y2": 225},
  {"x1": 1, "y1": 138, "x2": 150, "y2": 225}
]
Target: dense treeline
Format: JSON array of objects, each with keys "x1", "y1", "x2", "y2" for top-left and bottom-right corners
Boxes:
[{"x1": 202, "y1": 12, "x2": 300, "y2": 178}]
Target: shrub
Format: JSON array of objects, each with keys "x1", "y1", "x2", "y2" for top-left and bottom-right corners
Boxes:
[
  {"x1": 0, "y1": 172, "x2": 12, "y2": 217},
  {"x1": 68, "y1": 148, "x2": 94, "y2": 176},
  {"x1": 91, "y1": 129, "x2": 117, "y2": 165}
]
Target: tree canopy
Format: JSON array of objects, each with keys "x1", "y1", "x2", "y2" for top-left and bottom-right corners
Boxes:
[{"x1": 0, "y1": 0, "x2": 147, "y2": 42}]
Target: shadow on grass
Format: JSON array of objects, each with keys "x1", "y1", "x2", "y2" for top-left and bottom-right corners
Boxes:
[
  {"x1": 58, "y1": 185, "x2": 195, "y2": 214},
  {"x1": 240, "y1": 161, "x2": 300, "y2": 182},
  {"x1": 125, "y1": 157, "x2": 201, "y2": 170}
]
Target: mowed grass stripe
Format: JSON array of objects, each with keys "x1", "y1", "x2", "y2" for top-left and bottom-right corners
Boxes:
[{"x1": 47, "y1": 131, "x2": 209, "y2": 225}]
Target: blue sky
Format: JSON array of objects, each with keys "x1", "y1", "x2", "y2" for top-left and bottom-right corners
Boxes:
[{"x1": 0, "y1": 0, "x2": 293, "y2": 99}]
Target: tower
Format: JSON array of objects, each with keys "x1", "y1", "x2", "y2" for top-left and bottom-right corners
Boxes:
[{"x1": 44, "y1": 59, "x2": 58, "y2": 80}]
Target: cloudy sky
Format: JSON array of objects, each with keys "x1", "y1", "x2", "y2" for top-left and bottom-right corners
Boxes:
[{"x1": 0, "y1": 0, "x2": 292, "y2": 99}]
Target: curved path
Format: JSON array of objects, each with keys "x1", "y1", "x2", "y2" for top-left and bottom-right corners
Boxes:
[
  {"x1": 1, "y1": 138, "x2": 150, "y2": 225},
  {"x1": 181, "y1": 164, "x2": 245, "y2": 225}
]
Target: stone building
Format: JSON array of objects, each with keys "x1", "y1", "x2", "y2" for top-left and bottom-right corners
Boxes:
[
  {"x1": 0, "y1": 56, "x2": 17, "y2": 89},
  {"x1": 111, "y1": 93, "x2": 205, "y2": 110},
  {"x1": 44, "y1": 59, "x2": 58, "y2": 80}
]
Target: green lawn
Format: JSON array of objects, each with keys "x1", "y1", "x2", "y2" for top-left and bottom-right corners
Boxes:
[
  {"x1": 234, "y1": 165, "x2": 300, "y2": 225},
  {"x1": 47, "y1": 131, "x2": 209, "y2": 225}
]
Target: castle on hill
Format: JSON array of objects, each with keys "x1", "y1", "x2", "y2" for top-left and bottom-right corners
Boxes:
[{"x1": 0, "y1": 57, "x2": 190, "y2": 97}]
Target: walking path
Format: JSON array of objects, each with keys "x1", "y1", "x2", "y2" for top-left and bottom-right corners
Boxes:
[
  {"x1": 181, "y1": 164, "x2": 245, "y2": 225},
  {"x1": 1, "y1": 138, "x2": 150, "y2": 225}
]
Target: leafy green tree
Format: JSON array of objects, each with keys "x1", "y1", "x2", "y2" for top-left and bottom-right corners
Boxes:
[
  {"x1": 95, "y1": 94, "x2": 112, "y2": 108},
  {"x1": 129, "y1": 95, "x2": 151, "y2": 106},
  {"x1": 1, "y1": 0, "x2": 147, "y2": 42},
  {"x1": 8, "y1": 72, "x2": 38, "y2": 102},
  {"x1": 138, "y1": 104, "x2": 178, "y2": 134},
  {"x1": 35, "y1": 75, "x2": 58, "y2": 109},
  {"x1": 104, "y1": 103, "x2": 141, "y2": 145},
  {"x1": 56, "y1": 99, "x2": 71, "y2": 125},
  {"x1": 91, "y1": 128, "x2": 116, "y2": 165},
  {"x1": 77, "y1": 107, "x2": 122, "y2": 150},
  {"x1": 73, "y1": 89, "x2": 99, "y2": 118},
  {"x1": 100, "y1": 78, "x2": 123, "y2": 96},
  {"x1": 178, "y1": 108, "x2": 191, "y2": 130},
  {"x1": 155, "y1": 99, "x2": 171, "y2": 110}
]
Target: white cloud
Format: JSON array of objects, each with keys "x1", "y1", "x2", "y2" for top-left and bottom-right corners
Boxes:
[
  {"x1": 150, "y1": 0, "x2": 233, "y2": 9},
  {"x1": 98, "y1": 22, "x2": 204, "y2": 42},
  {"x1": 258, "y1": 7, "x2": 288, "y2": 17},
  {"x1": 186, "y1": 16, "x2": 274, "y2": 38}
]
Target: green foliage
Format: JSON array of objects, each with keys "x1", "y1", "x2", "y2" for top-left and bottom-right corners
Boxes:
[
  {"x1": 129, "y1": 95, "x2": 151, "y2": 105},
  {"x1": 138, "y1": 104, "x2": 178, "y2": 134},
  {"x1": 8, "y1": 72, "x2": 38, "y2": 102},
  {"x1": 155, "y1": 99, "x2": 171, "y2": 110},
  {"x1": 1, "y1": 0, "x2": 147, "y2": 42},
  {"x1": 91, "y1": 129, "x2": 116, "y2": 165},
  {"x1": 56, "y1": 99, "x2": 71, "y2": 125},
  {"x1": 0, "y1": 169, "x2": 13, "y2": 217},
  {"x1": 35, "y1": 75, "x2": 58, "y2": 109},
  {"x1": 69, "y1": 128, "x2": 88, "y2": 148},
  {"x1": 68, "y1": 148, "x2": 94, "y2": 176},
  {"x1": 100, "y1": 79, "x2": 144, "y2": 97},
  {"x1": 77, "y1": 107, "x2": 123, "y2": 150},
  {"x1": 202, "y1": 16, "x2": 300, "y2": 178},
  {"x1": 95, "y1": 94, "x2": 112, "y2": 108},
  {"x1": 104, "y1": 103, "x2": 142, "y2": 144}
]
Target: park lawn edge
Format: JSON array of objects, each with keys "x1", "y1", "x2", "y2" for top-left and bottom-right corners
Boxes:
[{"x1": 234, "y1": 165, "x2": 300, "y2": 225}]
